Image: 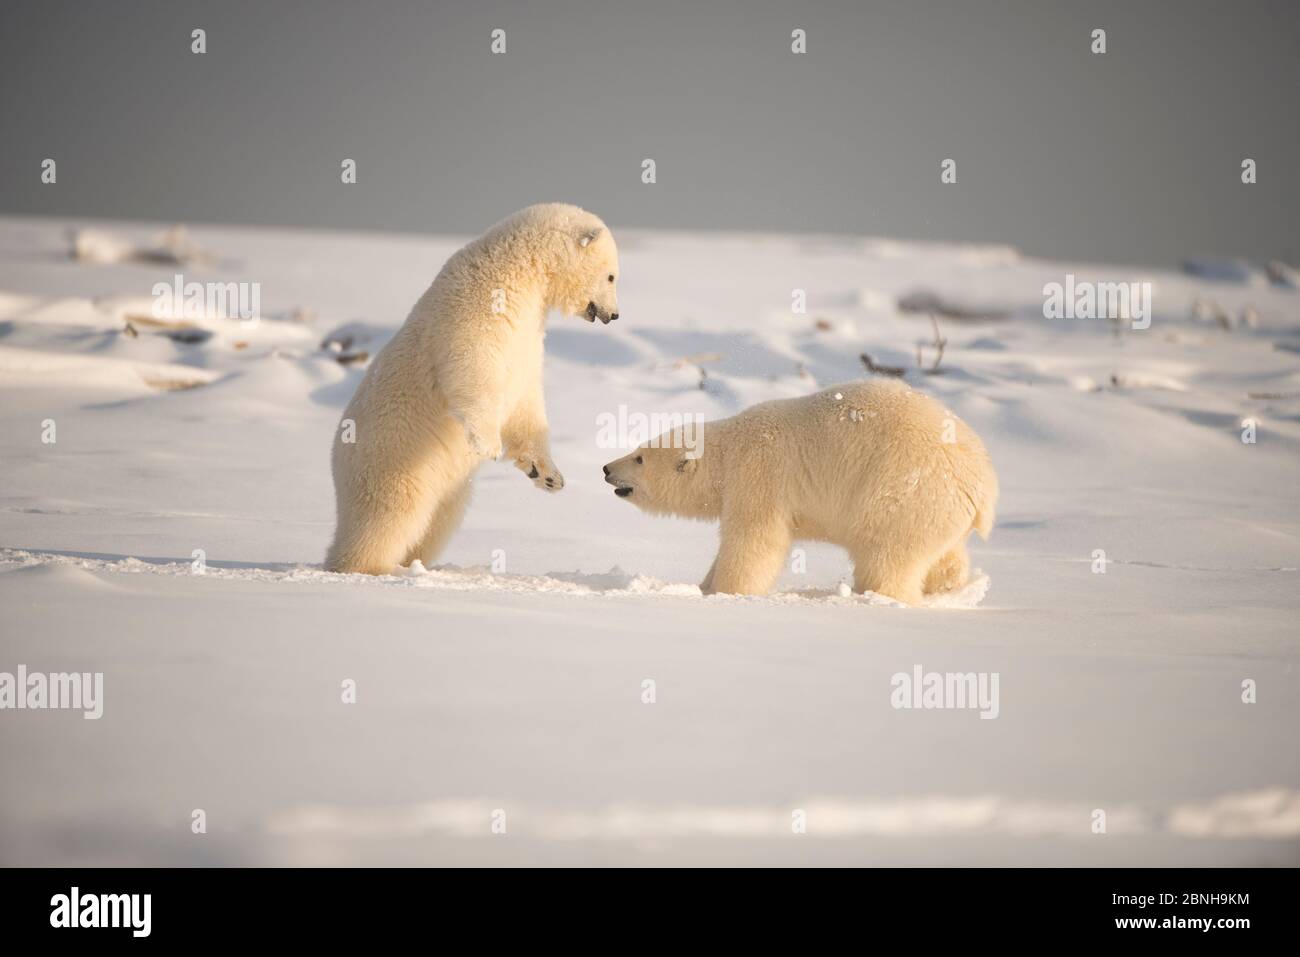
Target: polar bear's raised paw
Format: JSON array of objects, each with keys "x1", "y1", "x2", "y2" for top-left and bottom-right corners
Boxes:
[{"x1": 518, "y1": 457, "x2": 565, "y2": 492}]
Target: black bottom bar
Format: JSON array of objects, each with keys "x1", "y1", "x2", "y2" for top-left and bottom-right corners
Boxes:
[{"x1": 0, "y1": 867, "x2": 1285, "y2": 943}]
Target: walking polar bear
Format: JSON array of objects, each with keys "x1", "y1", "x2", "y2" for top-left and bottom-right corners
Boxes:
[
  {"x1": 326, "y1": 203, "x2": 621, "y2": 575},
  {"x1": 602, "y1": 379, "x2": 998, "y2": 605}
]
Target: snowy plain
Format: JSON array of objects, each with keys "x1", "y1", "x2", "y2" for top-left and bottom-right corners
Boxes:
[{"x1": 0, "y1": 215, "x2": 1297, "y2": 866}]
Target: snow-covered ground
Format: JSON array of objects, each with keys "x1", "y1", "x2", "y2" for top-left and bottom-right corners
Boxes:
[{"x1": 0, "y1": 215, "x2": 1297, "y2": 866}]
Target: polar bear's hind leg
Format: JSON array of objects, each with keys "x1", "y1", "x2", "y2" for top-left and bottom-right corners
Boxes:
[
  {"x1": 851, "y1": 549, "x2": 927, "y2": 606},
  {"x1": 405, "y1": 478, "x2": 473, "y2": 567},
  {"x1": 326, "y1": 502, "x2": 427, "y2": 576},
  {"x1": 922, "y1": 540, "x2": 970, "y2": 595},
  {"x1": 325, "y1": 467, "x2": 440, "y2": 576}
]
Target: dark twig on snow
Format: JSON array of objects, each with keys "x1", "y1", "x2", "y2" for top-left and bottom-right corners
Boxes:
[
  {"x1": 916, "y1": 313, "x2": 947, "y2": 374},
  {"x1": 859, "y1": 352, "x2": 907, "y2": 377},
  {"x1": 862, "y1": 314, "x2": 950, "y2": 379}
]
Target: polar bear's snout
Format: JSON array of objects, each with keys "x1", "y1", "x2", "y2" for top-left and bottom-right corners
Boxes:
[
  {"x1": 586, "y1": 301, "x2": 619, "y2": 324},
  {"x1": 568, "y1": 223, "x2": 620, "y2": 323},
  {"x1": 602, "y1": 459, "x2": 635, "y2": 496}
]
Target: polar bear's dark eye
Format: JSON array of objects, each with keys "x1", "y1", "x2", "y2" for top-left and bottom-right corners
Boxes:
[
  {"x1": 635, "y1": 455, "x2": 643, "y2": 465},
  {"x1": 608, "y1": 274, "x2": 615, "y2": 283}
]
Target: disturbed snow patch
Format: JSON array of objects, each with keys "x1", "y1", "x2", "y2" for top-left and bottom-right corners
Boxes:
[
  {"x1": 263, "y1": 788, "x2": 1300, "y2": 842},
  {"x1": 0, "y1": 548, "x2": 987, "y2": 608}
]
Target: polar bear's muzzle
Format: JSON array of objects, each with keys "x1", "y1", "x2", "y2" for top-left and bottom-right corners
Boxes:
[
  {"x1": 603, "y1": 463, "x2": 634, "y2": 497},
  {"x1": 586, "y1": 301, "x2": 619, "y2": 324}
]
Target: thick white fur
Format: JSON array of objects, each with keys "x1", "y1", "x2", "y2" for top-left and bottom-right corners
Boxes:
[
  {"x1": 326, "y1": 203, "x2": 621, "y2": 574},
  {"x1": 602, "y1": 379, "x2": 998, "y2": 605}
]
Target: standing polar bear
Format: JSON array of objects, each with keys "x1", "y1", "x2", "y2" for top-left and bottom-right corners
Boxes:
[
  {"x1": 602, "y1": 379, "x2": 998, "y2": 605},
  {"x1": 326, "y1": 203, "x2": 621, "y2": 575}
]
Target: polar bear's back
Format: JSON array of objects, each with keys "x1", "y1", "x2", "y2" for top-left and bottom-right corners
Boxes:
[
  {"x1": 821, "y1": 379, "x2": 994, "y2": 541},
  {"x1": 811, "y1": 379, "x2": 965, "y2": 444},
  {"x1": 741, "y1": 378, "x2": 959, "y2": 446}
]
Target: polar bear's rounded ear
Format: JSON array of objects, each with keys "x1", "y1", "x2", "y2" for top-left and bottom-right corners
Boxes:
[{"x1": 577, "y1": 228, "x2": 602, "y2": 249}]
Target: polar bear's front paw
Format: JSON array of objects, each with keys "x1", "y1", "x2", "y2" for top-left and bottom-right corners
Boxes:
[{"x1": 519, "y1": 458, "x2": 565, "y2": 492}]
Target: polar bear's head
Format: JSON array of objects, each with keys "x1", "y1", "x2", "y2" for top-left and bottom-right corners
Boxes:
[
  {"x1": 549, "y1": 215, "x2": 621, "y2": 324},
  {"x1": 500, "y1": 203, "x2": 621, "y2": 323},
  {"x1": 602, "y1": 428, "x2": 719, "y2": 519}
]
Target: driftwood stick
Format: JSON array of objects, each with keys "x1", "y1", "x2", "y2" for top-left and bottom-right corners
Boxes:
[
  {"x1": 860, "y1": 353, "x2": 907, "y2": 377},
  {"x1": 917, "y1": 313, "x2": 946, "y2": 374}
]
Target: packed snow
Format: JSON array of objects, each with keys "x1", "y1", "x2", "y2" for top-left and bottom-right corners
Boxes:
[{"x1": 0, "y1": 216, "x2": 1296, "y2": 865}]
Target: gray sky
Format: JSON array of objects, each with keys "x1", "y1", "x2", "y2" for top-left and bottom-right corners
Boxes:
[{"x1": 1, "y1": 0, "x2": 1296, "y2": 267}]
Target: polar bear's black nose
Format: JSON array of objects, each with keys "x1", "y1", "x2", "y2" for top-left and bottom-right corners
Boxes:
[
  {"x1": 603, "y1": 465, "x2": 611, "y2": 476},
  {"x1": 609, "y1": 312, "x2": 619, "y2": 322}
]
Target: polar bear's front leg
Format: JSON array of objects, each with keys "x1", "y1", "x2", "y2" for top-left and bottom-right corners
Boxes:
[
  {"x1": 702, "y1": 509, "x2": 791, "y2": 596},
  {"x1": 438, "y1": 333, "x2": 511, "y2": 460},
  {"x1": 448, "y1": 402, "x2": 505, "y2": 460},
  {"x1": 503, "y1": 399, "x2": 564, "y2": 493}
]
